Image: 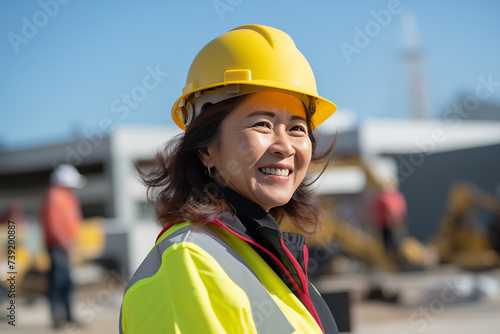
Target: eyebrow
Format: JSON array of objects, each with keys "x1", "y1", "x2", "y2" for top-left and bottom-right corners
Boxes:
[{"x1": 247, "y1": 110, "x2": 307, "y2": 122}]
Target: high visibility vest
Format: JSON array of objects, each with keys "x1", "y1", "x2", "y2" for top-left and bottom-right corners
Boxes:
[{"x1": 120, "y1": 221, "x2": 327, "y2": 333}]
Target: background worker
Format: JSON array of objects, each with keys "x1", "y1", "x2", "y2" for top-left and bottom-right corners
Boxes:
[
  {"x1": 120, "y1": 25, "x2": 339, "y2": 333},
  {"x1": 39, "y1": 164, "x2": 86, "y2": 329},
  {"x1": 371, "y1": 177, "x2": 408, "y2": 263}
]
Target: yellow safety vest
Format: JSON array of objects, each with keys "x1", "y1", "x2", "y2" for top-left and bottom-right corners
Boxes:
[{"x1": 120, "y1": 222, "x2": 326, "y2": 333}]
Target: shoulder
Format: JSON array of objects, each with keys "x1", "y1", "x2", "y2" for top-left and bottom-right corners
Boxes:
[
  {"x1": 126, "y1": 222, "x2": 247, "y2": 287},
  {"x1": 155, "y1": 222, "x2": 238, "y2": 257},
  {"x1": 157, "y1": 222, "x2": 223, "y2": 244},
  {"x1": 41, "y1": 186, "x2": 62, "y2": 206},
  {"x1": 123, "y1": 221, "x2": 266, "y2": 298},
  {"x1": 122, "y1": 222, "x2": 262, "y2": 312},
  {"x1": 45, "y1": 186, "x2": 74, "y2": 202}
]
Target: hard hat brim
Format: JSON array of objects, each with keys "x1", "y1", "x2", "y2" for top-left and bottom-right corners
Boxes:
[{"x1": 172, "y1": 81, "x2": 336, "y2": 131}]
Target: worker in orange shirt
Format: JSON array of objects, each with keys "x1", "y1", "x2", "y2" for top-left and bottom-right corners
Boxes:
[
  {"x1": 39, "y1": 164, "x2": 86, "y2": 329},
  {"x1": 371, "y1": 177, "x2": 407, "y2": 262}
]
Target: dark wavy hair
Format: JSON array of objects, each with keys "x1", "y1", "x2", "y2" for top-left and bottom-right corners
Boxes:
[{"x1": 137, "y1": 94, "x2": 336, "y2": 233}]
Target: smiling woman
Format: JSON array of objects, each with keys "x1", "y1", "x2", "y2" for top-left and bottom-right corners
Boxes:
[
  {"x1": 201, "y1": 91, "x2": 312, "y2": 213},
  {"x1": 120, "y1": 24, "x2": 338, "y2": 334}
]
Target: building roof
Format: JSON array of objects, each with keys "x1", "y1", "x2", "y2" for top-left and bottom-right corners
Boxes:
[{"x1": 317, "y1": 117, "x2": 500, "y2": 157}]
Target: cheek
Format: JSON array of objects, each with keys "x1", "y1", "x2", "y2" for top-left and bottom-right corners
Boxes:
[
  {"x1": 235, "y1": 139, "x2": 258, "y2": 159},
  {"x1": 297, "y1": 140, "x2": 312, "y2": 167},
  {"x1": 236, "y1": 133, "x2": 268, "y2": 161},
  {"x1": 216, "y1": 133, "x2": 264, "y2": 179}
]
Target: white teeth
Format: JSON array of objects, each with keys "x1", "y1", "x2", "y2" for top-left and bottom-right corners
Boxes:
[
  {"x1": 278, "y1": 169, "x2": 289, "y2": 176},
  {"x1": 259, "y1": 168, "x2": 290, "y2": 176}
]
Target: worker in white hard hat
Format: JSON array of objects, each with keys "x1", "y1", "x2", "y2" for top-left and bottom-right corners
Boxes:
[
  {"x1": 39, "y1": 164, "x2": 86, "y2": 329},
  {"x1": 121, "y1": 25, "x2": 338, "y2": 333}
]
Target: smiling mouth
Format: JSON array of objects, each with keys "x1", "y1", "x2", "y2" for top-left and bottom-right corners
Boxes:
[{"x1": 258, "y1": 167, "x2": 291, "y2": 176}]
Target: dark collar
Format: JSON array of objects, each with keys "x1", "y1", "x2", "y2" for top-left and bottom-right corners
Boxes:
[
  {"x1": 218, "y1": 188, "x2": 338, "y2": 334},
  {"x1": 222, "y1": 187, "x2": 278, "y2": 230},
  {"x1": 220, "y1": 187, "x2": 305, "y2": 260}
]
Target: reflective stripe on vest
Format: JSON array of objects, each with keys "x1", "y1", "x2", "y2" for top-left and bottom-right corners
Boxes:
[{"x1": 120, "y1": 224, "x2": 296, "y2": 333}]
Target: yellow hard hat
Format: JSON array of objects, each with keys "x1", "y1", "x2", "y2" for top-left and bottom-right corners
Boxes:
[{"x1": 171, "y1": 24, "x2": 337, "y2": 131}]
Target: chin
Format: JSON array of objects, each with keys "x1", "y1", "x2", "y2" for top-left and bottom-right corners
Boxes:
[{"x1": 261, "y1": 193, "x2": 294, "y2": 209}]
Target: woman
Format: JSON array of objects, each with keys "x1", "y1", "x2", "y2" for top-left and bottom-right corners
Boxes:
[{"x1": 120, "y1": 24, "x2": 338, "y2": 334}]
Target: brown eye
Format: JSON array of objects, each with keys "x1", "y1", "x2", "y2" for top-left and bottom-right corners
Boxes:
[
  {"x1": 291, "y1": 125, "x2": 306, "y2": 133},
  {"x1": 254, "y1": 122, "x2": 272, "y2": 129}
]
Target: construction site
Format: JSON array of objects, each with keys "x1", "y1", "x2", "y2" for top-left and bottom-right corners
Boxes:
[
  {"x1": 2, "y1": 1, "x2": 500, "y2": 333},
  {"x1": 1, "y1": 114, "x2": 500, "y2": 333}
]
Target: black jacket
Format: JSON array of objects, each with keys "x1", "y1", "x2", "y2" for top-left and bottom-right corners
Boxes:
[{"x1": 220, "y1": 188, "x2": 339, "y2": 334}]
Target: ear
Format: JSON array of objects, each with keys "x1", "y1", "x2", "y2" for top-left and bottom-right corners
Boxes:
[{"x1": 197, "y1": 147, "x2": 213, "y2": 168}]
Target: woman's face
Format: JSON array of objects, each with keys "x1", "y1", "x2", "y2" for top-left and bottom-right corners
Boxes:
[{"x1": 203, "y1": 91, "x2": 312, "y2": 212}]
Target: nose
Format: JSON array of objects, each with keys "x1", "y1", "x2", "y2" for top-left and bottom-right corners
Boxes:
[{"x1": 270, "y1": 127, "x2": 295, "y2": 157}]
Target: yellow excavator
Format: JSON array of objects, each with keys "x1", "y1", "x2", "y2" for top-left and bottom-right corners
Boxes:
[
  {"x1": 304, "y1": 196, "x2": 437, "y2": 274},
  {"x1": 430, "y1": 181, "x2": 500, "y2": 270},
  {"x1": 282, "y1": 157, "x2": 438, "y2": 275},
  {"x1": 0, "y1": 217, "x2": 106, "y2": 296}
]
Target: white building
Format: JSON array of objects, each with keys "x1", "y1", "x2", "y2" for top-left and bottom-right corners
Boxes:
[{"x1": 0, "y1": 126, "x2": 181, "y2": 225}]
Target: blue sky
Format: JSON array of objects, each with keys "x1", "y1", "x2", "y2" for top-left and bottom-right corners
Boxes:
[{"x1": 1, "y1": 0, "x2": 500, "y2": 149}]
